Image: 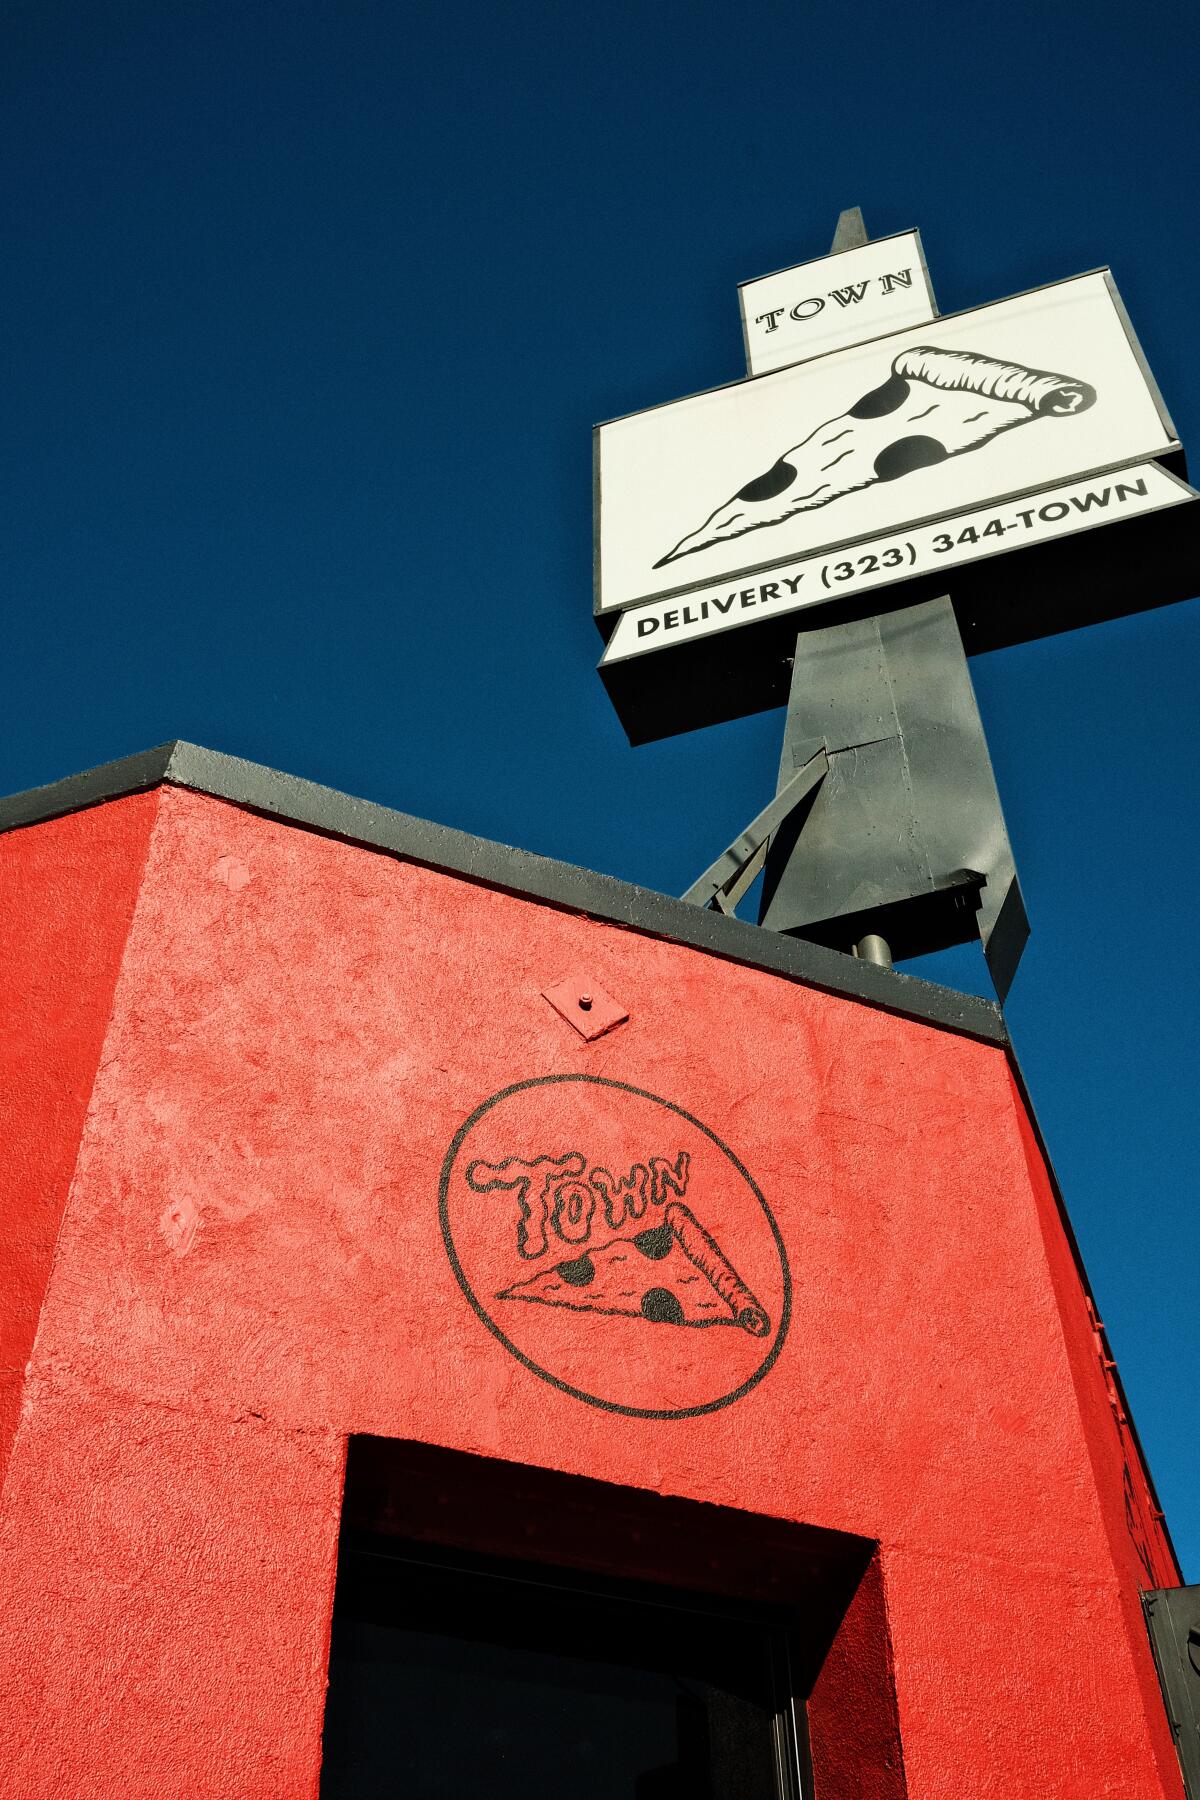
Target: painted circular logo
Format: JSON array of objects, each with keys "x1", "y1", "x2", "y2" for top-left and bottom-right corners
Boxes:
[{"x1": 439, "y1": 1074, "x2": 790, "y2": 1418}]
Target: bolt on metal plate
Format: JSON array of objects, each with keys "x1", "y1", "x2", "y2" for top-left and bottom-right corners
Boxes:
[{"x1": 541, "y1": 971, "x2": 628, "y2": 1042}]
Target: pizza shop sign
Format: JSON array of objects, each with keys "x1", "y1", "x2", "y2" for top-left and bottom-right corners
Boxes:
[
  {"x1": 594, "y1": 231, "x2": 1195, "y2": 742},
  {"x1": 440, "y1": 1075, "x2": 790, "y2": 1418}
]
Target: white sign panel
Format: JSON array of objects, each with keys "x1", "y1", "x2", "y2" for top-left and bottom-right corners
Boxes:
[
  {"x1": 739, "y1": 230, "x2": 936, "y2": 374},
  {"x1": 600, "y1": 461, "x2": 1195, "y2": 666},
  {"x1": 595, "y1": 272, "x2": 1178, "y2": 621}
]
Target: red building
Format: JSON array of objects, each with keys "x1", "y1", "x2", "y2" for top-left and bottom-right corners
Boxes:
[{"x1": 0, "y1": 742, "x2": 1184, "y2": 1797}]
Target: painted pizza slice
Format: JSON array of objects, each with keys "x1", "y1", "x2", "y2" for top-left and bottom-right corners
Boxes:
[
  {"x1": 496, "y1": 1200, "x2": 770, "y2": 1337},
  {"x1": 655, "y1": 345, "x2": 1097, "y2": 567}
]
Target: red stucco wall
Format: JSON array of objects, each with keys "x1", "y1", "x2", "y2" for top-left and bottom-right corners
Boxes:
[
  {"x1": 0, "y1": 792, "x2": 159, "y2": 1482},
  {"x1": 0, "y1": 785, "x2": 1183, "y2": 1798}
]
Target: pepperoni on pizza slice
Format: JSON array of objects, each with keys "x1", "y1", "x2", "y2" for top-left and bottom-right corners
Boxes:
[
  {"x1": 496, "y1": 1200, "x2": 770, "y2": 1337},
  {"x1": 655, "y1": 344, "x2": 1096, "y2": 567}
]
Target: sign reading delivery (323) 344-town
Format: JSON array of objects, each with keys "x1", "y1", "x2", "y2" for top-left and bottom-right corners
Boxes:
[{"x1": 594, "y1": 265, "x2": 1200, "y2": 744}]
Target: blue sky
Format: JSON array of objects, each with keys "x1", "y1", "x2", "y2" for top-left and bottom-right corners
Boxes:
[{"x1": 4, "y1": 0, "x2": 1199, "y2": 1572}]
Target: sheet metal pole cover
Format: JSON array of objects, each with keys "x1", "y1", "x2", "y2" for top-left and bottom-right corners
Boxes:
[{"x1": 758, "y1": 595, "x2": 1025, "y2": 983}]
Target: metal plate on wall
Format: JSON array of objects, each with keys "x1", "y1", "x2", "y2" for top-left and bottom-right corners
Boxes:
[{"x1": 1144, "y1": 1585, "x2": 1200, "y2": 1797}]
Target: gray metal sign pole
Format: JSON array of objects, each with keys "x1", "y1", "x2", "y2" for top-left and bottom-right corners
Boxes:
[{"x1": 758, "y1": 592, "x2": 1027, "y2": 998}]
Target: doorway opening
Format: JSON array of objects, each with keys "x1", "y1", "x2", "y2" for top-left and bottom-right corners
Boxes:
[{"x1": 318, "y1": 1435, "x2": 895, "y2": 1799}]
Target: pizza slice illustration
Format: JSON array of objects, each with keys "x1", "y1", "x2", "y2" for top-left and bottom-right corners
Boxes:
[
  {"x1": 495, "y1": 1201, "x2": 770, "y2": 1336},
  {"x1": 654, "y1": 345, "x2": 1097, "y2": 567}
]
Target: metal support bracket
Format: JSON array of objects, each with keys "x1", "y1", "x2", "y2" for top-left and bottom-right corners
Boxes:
[{"x1": 681, "y1": 749, "x2": 829, "y2": 916}]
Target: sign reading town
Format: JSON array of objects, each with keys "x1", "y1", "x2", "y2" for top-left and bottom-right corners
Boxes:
[
  {"x1": 595, "y1": 242, "x2": 1200, "y2": 744},
  {"x1": 739, "y1": 229, "x2": 937, "y2": 374}
]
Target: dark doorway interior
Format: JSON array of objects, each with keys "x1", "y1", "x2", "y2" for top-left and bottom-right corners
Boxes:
[{"x1": 318, "y1": 1536, "x2": 804, "y2": 1799}]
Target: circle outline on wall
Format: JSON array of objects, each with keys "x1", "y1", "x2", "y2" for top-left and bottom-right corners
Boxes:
[{"x1": 439, "y1": 1073, "x2": 791, "y2": 1419}]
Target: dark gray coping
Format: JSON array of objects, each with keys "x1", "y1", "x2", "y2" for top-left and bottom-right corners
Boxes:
[
  {"x1": 0, "y1": 742, "x2": 1179, "y2": 1566},
  {"x1": 0, "y1": 740, "x2": 1007, "y2": 1046}
]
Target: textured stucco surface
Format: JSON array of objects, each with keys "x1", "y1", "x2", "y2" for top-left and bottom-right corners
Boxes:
[
  {"x1": 0, "y1": 791, "x2": 160, "y2": 1481},
  {"x1": 0, "y1": 784, "x2": 1183, "y2": 1797},
  {"x1": 0, "y1": 1387, "x2": 343, "y2": 1797}
]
